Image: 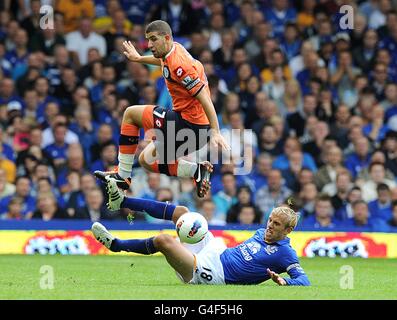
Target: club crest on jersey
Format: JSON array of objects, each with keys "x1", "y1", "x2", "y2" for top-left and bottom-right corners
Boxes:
[
  {"x1": 163, "y1": 66, "x2": 170, "y2": 79},
  {"x1": 246, "y1": 241, "x2": 261, "y2": 254},
  {"x1": 265, "y1": 245, "x2": 278, "y2": 255},
  {"x1": 187, "y1": 220, "x2": 202, "y2": 238},
  {"x1": 175, "y1": 66, "x2": 185, "y2": 77}
]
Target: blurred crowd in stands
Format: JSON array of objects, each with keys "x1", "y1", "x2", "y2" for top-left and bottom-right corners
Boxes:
[{"x1": 1, "y1": 0, "x2": 397, "y2": 232}]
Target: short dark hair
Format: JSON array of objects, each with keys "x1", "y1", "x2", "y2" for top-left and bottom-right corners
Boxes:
[
  {"x1": 222, "y1": 171, "x2": 235, "y2": 179},
  {"x1": 352, "y1": 199, "x2": 367, "y2": 208},
  {"x1": 369, "y1": 161, "x2": 385, "y2": 172},
  {"x1": 316, "y1": 193, "x2": 331, "y2": 203},
  {"x1": 145, "y1": 20, "x2": 172, "y2": 36},
  {"x1": 377, "y1": 183, "x2": 390, "y2": 193}
]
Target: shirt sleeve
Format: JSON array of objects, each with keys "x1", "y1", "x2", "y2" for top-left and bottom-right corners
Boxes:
[
  {"x1": 281, "y1": 249, "x2": 311, "y2": 286},
  {"x1": 172, "y1": 64, "x2": 205, "y2": 97},
  {"x1": 284, "y1": 262, "x2": 311, "y2": 286}
]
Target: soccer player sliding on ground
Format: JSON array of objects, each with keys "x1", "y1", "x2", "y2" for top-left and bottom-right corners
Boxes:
[
  {"x1": 92, "y1": 176, "x2": 310, "y2": 286},
  {"x1": 94, "y1": 20, "x2": 230, "y2": 198}
]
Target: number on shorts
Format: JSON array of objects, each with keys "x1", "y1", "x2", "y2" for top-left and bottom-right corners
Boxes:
[{"x1": 200, "y1": 267, "x2": 213, "y2": 282}]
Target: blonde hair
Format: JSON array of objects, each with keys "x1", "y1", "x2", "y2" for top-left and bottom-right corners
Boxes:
[{"x1": 272, "y1": 205, "x2": 299, "y2": 229}]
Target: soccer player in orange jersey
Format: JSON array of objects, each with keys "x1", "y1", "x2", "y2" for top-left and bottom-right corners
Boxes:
[{"x1": 94, "y1": 20, "x2": 230, "y2": 197}]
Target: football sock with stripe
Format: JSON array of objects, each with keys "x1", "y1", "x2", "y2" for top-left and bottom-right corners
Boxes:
[
  {"x1": 118, "y1": 123, "x2": 139, "y2": 179},
  {"x1": 121, "y1": 197, "x2": 176, "y2": 221},
  {"x1": 110, "y1": 237, "x2": 158, "y2": 254}
]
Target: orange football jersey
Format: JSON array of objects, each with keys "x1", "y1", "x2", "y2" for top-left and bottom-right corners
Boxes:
[{"x1": 160, "y1": 42, "x2": 210, "y2": 125}]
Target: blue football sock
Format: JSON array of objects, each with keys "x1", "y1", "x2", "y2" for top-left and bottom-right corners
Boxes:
[
  {"x1": 110, "y1": 237, "x2": 158, "y2": 254},
  {"x1": 121, "y1": 197, "x2": 175, "y2": 221}
]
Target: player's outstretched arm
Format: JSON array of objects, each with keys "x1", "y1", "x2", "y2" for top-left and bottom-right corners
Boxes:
[
  {"x1": 122, "y1": 41, "x2": 161, "y2": 66},
  {"x1": 195, "y1": 89, "x2": 231, "y2": 151},
  {"x1": 267, "y1": 268, "x2": 287, "y2": 286},
  {"x1": 267, "y1": 267, "x2": 311, "y2": 286}
]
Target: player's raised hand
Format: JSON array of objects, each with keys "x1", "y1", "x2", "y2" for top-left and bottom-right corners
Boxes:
[
  {"x1": 267, "y1": 268, "x2": 287, "y2": 286},
  {"x1": 211, "y1": 131, "x2": 231, "y2": 151},
  {"x1": 122, "y1": 41, "x2": 141, "y2": 62}
]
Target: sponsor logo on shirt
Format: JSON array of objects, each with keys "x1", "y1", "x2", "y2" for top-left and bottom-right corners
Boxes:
[
  {"x1": 239, "y1": 241, "x2": 261, "y2": 261},
  {"x1": 186, "y1": 78, "x2": 200, "y2": 90},
  {"x1": 181, "y1": 75, "x2": 192, "y2": 86},
  {"x1": 265, "y1": 245, "x2": 278, "y2": 255},
  {"x1": 175, "y1": 66, "x2": 185, "y2": 77}
]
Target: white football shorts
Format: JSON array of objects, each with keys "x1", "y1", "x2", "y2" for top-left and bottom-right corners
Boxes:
[
  {"x1": 189, "y1": 234, "x2": 227, "y2": 285},
  {"x1": 175, "y1": 231, "x2": 227, "y2": 285}
]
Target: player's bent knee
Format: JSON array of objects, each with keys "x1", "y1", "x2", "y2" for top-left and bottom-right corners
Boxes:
[
  {"x1": 123, "y1": 105, "x2": 142, "y2": 123},
  {"x1": 172, "y1": 206, "x2": 189, "y2": 223},
  {"x1": 179, "y1": 206, "x2": 189, "y2": 214},
  {"x1": 154, "y1": 234, "x2": 176, "y2": 251}
]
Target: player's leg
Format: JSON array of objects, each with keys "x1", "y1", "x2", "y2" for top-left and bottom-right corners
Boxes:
[
  {"x1": 154, "y1": 234, "x2": 196, "y2": 282},
  {"x1": 92, "y1": 223, "x2": 195, "y2": 282},
  {"x1": 105, "y1": 175, "x2": 188, "y2": 224},
  {"x1": 94, "y1": 105, "x2": 155, "y2": 189},
  {"x1": 138, "y1": 131, "x2": 213, "y2": 198}
]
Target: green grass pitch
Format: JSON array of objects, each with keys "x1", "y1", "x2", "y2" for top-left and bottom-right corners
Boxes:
[{"x1": 0, "y1": 255, "x2": 396, "y2": 300}]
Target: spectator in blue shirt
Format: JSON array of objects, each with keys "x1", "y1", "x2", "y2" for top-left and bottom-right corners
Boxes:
[
  {"x1": 342, "y1": 200, "x2": 389, "y2": 232},
  {"x1": 213, "y1": 171, "x2": 238, "y2": 222},
  {"x1": 36, "y1": 177, "x2": 65, "y2": 209},
  {"x1": 387, "y1": 201, "x2": 397, "y2": 230},
  {"x1": 335, "y1": 186, "x2": 362, "y2": 221},
  {"x1": 0, "y1": 196, "x2": 24, "y2": 220},
  {"x1": 90, "y1": 63, "x2": 116, "y2": 105},
  {"x1": 368, "y1": 183, "x2": 393, "y2": 222},
  {"x1": 74, "y1": 187, "x2": 114, "y2": 221},
  {"x1": 362, "y1": 104, "x2": 389, "y2": 143},
  {"x1": 302, "y1": 194, "x2": 338, "y2": 229},
  {"x1": 138, "y1": 172, "x2": 161, "y2": 201},
  {"x1": 69, "y1": 106, "x2": 99, "y2": 166},
  {"x1": 65, "y1": 173, "x2": 97, "y2": 218},
  {"x1": 281, "y1": 150, "x2": 312, "y2": 191},
  {"x1": 263, "y1": 0, "x2": 297, "y2": 40},
  {"x1": 280, "y1": 22, "x2": 301, "y2": 60},
  {"x1": 43, "y1": 123, "x2": 69, "y2": 171},
  {"x1": 255, "y1": 169, "x2": 292, "y2": 222},
  {"x1": 0, "y1": 127, "x2": 14, "y2": 161},
  {"x1": 344, "y1": 136, "x2": 372, "y2": 179},
  {"x1": 4, "y1": 28, "x2": 29, "y2": 80},
  {"x1": 34, "y1": 76, "x2": 59, "y2": 121},
  {"x1": 247, "y1": 152, "x2": 272, "y2": 193},
  {"x1": 273, "y1": 136, "x2": 317, "y2": 172},
  {"x1": 90, "y1": 141, "x2": 118, "y2": 173},
  {"x1": 0, "y1": 77, "x2": 24, "y2": 107},
  {"x1": 0, "y1": 176, "x2": 36, "y2": 217}
]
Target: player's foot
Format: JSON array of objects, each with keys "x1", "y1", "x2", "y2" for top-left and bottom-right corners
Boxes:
[
  {"x1": 91, "y1": 222, "x2": 114, "y2": 249},
  {"x1": 94, "y1": 167, "x2": 131, "y2": 190},
  {"x1": 194, "y1": 161, "x2": 213, "y2": 198},
  {"x1": 105, "y1": 176, "x2": 125, "y2": 211}
]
